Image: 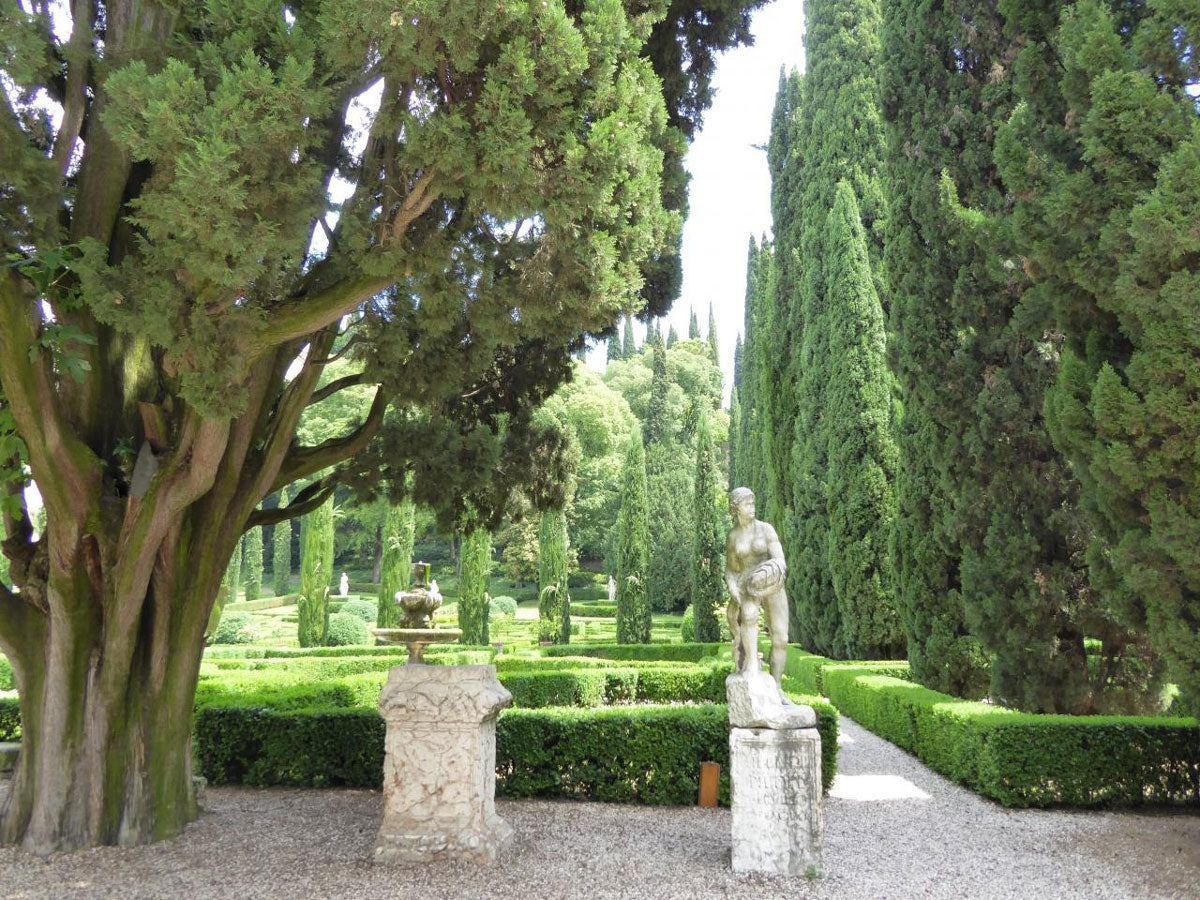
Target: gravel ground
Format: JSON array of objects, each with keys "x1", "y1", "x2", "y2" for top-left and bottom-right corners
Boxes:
[{"x1": 1, "y1": 716, "x2": 1197, "y2": 899}]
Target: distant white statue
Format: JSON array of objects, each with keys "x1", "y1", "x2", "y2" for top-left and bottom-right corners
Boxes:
[
  {"x1": 339, "y1": 572, "x2": 350, "y2": 597},
  {"x1": 607, "y1": 575, "x2": 616, "y2": 605}
]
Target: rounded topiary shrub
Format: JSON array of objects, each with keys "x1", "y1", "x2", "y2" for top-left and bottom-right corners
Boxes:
[
  {"x1": 342, "y1": 598, "x2": 378, "y2": 623},
  {"x1": 490, "y1": 595, "x2": 517, "y2": 617},
  {"x1": 325, "y1": 612, "x2": 370, "y2": 646},
  {"x1": 680, "y1": 605, "x2": 695, "y2": 642},
  {"x1": 212, "y1": 611, "x2": 256, "y2": 645}
]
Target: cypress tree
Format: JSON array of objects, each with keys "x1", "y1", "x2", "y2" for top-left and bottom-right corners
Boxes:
[
  {"x1": 732, "y1": 334, "x2": 743, "y2": 393},
  {"x1": 688, "y1": 309, "x2": 700, "y2": 340},
  {"x1": 607, "y1": 331, "x2": 621, "y2": 363},
  {"x1": 998, "y1": 0, "x2": 1192, "y2": 707},
  {"x1": 822, "y1": 182, "x2": 901, "y2": 658},
  {"x1": 785, "y1": 0, "x2": 888, "y2": 657},
  {"x1": 707, "y1": 302, "x2": 720, "y2": 371},
  {"x1": 728, "y1": 387, "x2": 742, "y2": 491},
  {"x1": 643, "y1": 339, "x2": 670, "y2": 446},
  {"x1": 298, "y1": 497, "x2": 333, "y2": 647},
  {"x1": 622, "y1": 316, "x2": 637, "y2": 359},
  {"x1": 537, "y1": 507, "x2": 571, "y2": 644},
  {"x1": 616, "y1": 429, "x2": 652, "y2": 644},
  {"x1": 881, "y1": 0, "x2": 986, "y2": 696},
  {"x1": 272, "y1": 488, "x2": 292, "y2": 596},
  {"x1": 762, "y1": 69, "x2": 803, "y2": 535},
  {"x1": 377, "y1": 498, "x2": 416, "y2": 629},
  {"x1": 691, "y1": 412, "x2": 724, "y2": 642},
  {"x1": 667, "y1": 324, "x2": 680, "y2": 347},
  {"x1": 459, "y1": 526, "x2": 491, "y2": 645},
  {"x1": 243, "y1": 524, "x2": 263, "y2": 604},
  {"x1": 738, "y1": 236, "x2": 773, "y2": 507},
  {"x1": 206, "y1": 536, "x2": 243, "y2": 639}
]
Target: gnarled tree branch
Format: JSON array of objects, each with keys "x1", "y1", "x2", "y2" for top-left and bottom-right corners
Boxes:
[
  {"x1": 308, "y1": 371, "x2": 367, "y2": 405},
  {"x1": 245, "y1": 476, "x2": 336, "y2": 530},
  {"x1": 271, "y1": 385, "x2": 388, "y2": 492}
]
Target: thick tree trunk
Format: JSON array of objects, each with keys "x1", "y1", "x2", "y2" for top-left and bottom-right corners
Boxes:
[{"x1": 0, "y1": 523, "x2": 225, "y2": 852}]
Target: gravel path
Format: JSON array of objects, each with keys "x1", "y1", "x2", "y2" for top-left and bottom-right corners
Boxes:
[{"x1": 1, "y1": 717, "x2": 1197, "y2": 899}]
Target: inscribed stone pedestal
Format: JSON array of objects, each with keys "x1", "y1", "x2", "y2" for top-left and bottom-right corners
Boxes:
[
  {"x1": 374, "y1": 664, "x2": 513, "y2": 865},
  {"x1": 726, "y1": 670, "x2": 816, "y2": 729},
  {"x1": 730, "y1": 726, "x2": 823, "y2": 875}
]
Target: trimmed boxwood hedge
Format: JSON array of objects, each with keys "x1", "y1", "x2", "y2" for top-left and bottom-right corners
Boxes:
[
  {"x1": 225, "y1": 594, "x2": 298, "y2": 613},
  {"x1": 202, "y1": 644, "x2": 495, "y2": 661},
  {"x1": 785, "y1": 647, "x2": 911, "y2": 696},
  {"x1": 570, "y1": 602, "x2": 617, "y2": 617},
  {"x1": 823, "y1": 667, "x2": 1200, "y2": 808},
  {"x1": 193, "y1": 697, "x2": 839, "y2": 800},
  {"x1": 542, "y1": 643, "x2": 722, "y2": 662}
]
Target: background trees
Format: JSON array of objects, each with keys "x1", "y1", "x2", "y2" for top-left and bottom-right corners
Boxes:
[
  {"x1": 458, "y1": 526, "x2": 492, "y2": 646},
  {"x1": 298, "y1": 498, "x2": 334, "y2": 648},
  {"x1": 537, "y1": 508, "x2": 571, "y2": 645},
  {"x1": 615, "y1": 430, "x2": 651, "y2": 643}
]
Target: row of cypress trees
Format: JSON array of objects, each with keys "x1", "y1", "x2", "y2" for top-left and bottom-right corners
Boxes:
[{"x1": 731, "y1": 0, "x2": 1197, "y2": 714}]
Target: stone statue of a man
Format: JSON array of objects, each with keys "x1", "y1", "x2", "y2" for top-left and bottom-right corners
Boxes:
[{"x1": 725, "y1": 487, "x2": 789, "y2": 691}]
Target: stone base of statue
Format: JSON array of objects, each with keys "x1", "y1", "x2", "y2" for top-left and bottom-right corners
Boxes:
[
  {"x1": 374, "y1": 664, "x2": 513, "y2": 865},
  {"x1": 727, "y1": 672, "x2": 823, "y2": 876}
]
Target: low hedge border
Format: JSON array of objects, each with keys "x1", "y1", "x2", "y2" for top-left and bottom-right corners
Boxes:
[
  {"x1": 823, "y1": 667, "x2": 1200, "y2": 808},
  {"x1": 785, "y1": 647, "x2": 911, "y2": 695},
  {"x1": 542, "y1": 643, "x2": 723, "y2": 662},
  {"x1": 225, "y1": 594, "x2": 298, "y2": 613},
  {"x1": 194, "y1": 697, "x2": 839, "y2": 801},
  {"x1": 202, "y1": 644, "x2": 495, "y2": 661},
  {"x1": 570, "y1": 602, "x2": 617, "y2": 617}
]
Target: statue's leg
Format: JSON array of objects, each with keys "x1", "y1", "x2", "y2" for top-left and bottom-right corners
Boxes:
[
  {"x1": 726, "y1": 599, "x2": 742, "y2": 669},
  {"x1": 766, "y1": 589, "x2": 789, "y2": 692},
  {"x1": 740, "y1": 600, "x2": 761, "y2": 674}
]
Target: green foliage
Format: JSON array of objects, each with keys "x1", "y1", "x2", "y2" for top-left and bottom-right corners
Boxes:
[
  {"x1": 643, "y1": 340, "x2": 671, "y2": 447},
  {"x1": 821, "y1": 183, "x2": 900, "y2": 658},
  {"x1": 996, "y1": 0, "x2": 1200, "y2": 708},
  {"x1": 615, "y1": 430, "x2": 651, "y2": 643},
  {"x1": 341, "y1": 598, "x2": 378, "y2": 624},
  {"x1": 542, "y1": 642, "x2": 722, "y2": 662},
  {"x1": 0, "y1": 653, "x2": 13, "y2": 690},
  {"x1": 489, "y1": 595, "x2": 518, "y2": 618},
  {"x1": 243, "y1": 525, "x2": 263, "y2": 605},
  {"x1": 823, "y1": 669, "x2": 1200, "y2": 808},
  {"x1": 272, "y1": 489, "x2": 292, "y2": 596},
  {"x1": 459, "y1": 527, "x2": 492, "y2": 645},
  {"x1": 298, "y1": 498, "x2": 333, "y2": 648},
  {"x1": 691, "y1": 412, "x2": 724, "y2": 642},
  {"x1": 621, "y1": 316, "x2": 637, "y2": 359},
  {"x1": 645, "y1": 442, "x2": 693, "y2": 613},
  {"x1": 537, "y1": 508, "x2": 571, "y2": 644},
  {"x1": 784, "y1": 647, "x2": 913, "y2": 697},
  {"x1": 377, "y1": 499, "x2": 416, "y2": 630},
  {"x1": 0, "y1": 697, "x2": 19, "y2": 741},
  {"x1": 325, "y1": 612, "x2": 370, "y2": 647},
  {"x1": 571, "y1": 602, "x2": 617, "y2": 617},
  {"x1": 212, "y1": 611, "x2": 255, "y2": 646}
]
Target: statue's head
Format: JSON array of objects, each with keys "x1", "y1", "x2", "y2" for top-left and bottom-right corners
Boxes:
[{"x1": 729, "y1": 487, "x2": 755, "y2": 518}]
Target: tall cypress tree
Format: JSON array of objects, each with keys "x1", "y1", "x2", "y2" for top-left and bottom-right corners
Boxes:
[
  {"x1": 622, "y1": 316, "x2": 637, "y2": 359},
  {"x1": 459, "y1": 526, "x2": 491, "y2": 645},
  {"x1": 822, "y1": 182, "x2": 901, "y2": 658},
  {"x1": 706, "y1": 302, "x2": 720, "y2": 371},
  {"x1": 784, "y1": 0, "x2": 888, "y2": 657},
  {"x1": 881, "y1": 0, "x2": 987, "y2": 696},
  {"x1": 272, "y1": 488, "x2": 292, "y2": 596},
  {"x1": 298, "y1": 497, "x2": 334, "y2": 647},
  {"x1": 243, "y1": 524, "x2": 263, "y2": 604},
  {"x1": 616, "y1": 428, "x2": 652, "y2": 643},
  {"x1": 998, "y1": 0, "x2": 1191, "y2": 708},
  {"x1": 667, "y1": 324, "x2": 679, "y2": 347},
  {"x1": 738, "y1": 236, "x2": 773, "y2": 506},
  {"x1": 691, "y1": 412, "x2": 724, "y2": 642},
  {"x1": 206, "y1": 536, "x2": 243, "y2": 639},
  {"x1": 688, "y1": 308, "x2": 700, "y2": 340},
  {"x1": 377, "y1": 497, "x2": 416, "y2": 629},
  {"x1": 607, "y1": 332, "x2": 621, "y2": 363},
  {"x1": 728, "y1": 387, "x2": 743, "y2": 491},
  {"x1": 643, "y1": 338, "x2": 670, "y2": 446},
  {"x1": 537, "y1": 507, "x2": 571, "y2": 644}
]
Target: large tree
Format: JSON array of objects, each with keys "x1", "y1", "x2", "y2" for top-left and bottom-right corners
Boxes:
[
  {"x1": 272, "y1": 488, "x2": 292, "y2": 596},
  {"x1": 243, "y1": 522, "x2": 263, "y2": 604},
  {"x1": 536, "y1": 507, "x2": 571, "y2": 645},
  {"x1": 0, "y1": 0, "x2": 759, "y2": 851},
  {"x1": 297, "y1": 496, "x2": 334, "y2": 648},
  {"x1": 690, "y1": 411, "x2": 723, "y2": 642},
  {"x1": 615, "y1": 427, "x2": 651, "y2": 643},
  {"x1": 997, "y1": 0, "x2": 1197, "y2": 707},
  {"x1": 458, "y1": 525, "x2": 491, "y2": 646}
]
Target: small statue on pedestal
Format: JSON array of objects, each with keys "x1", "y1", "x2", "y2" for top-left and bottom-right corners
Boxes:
[{"x1": 724, "y1": 487, "x2": 789, "y2": 692}]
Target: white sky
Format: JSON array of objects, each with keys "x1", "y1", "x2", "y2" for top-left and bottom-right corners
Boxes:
[{"x1": 588, "y1": 0, "x2": 806, "y2": 401}]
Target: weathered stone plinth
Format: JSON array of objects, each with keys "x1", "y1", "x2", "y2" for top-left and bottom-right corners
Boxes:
[
  {"x1": 727, "y1": 672, "x2": 822, "y2": 876},
  {"x1": 375, "y1": 664, "x2": 513, "y2": 865}
]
